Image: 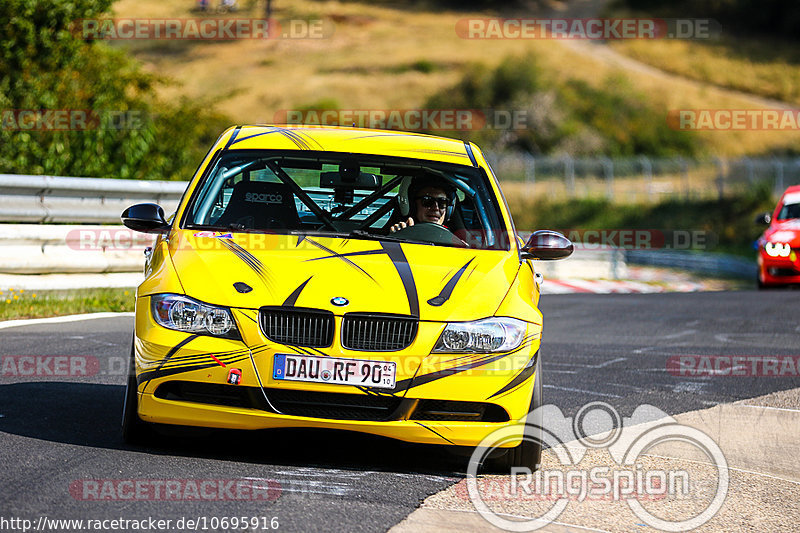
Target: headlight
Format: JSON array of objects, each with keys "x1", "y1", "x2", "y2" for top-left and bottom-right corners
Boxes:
[
  {"x1": 151, "y1": 294, "x2": 240, "y2": 339},
  {"x1": 765, "y1": 242, "x2": 791, "y2": 257},
  {"x1": 433, "y1": 317, "x2": 527, "y2": 353}
]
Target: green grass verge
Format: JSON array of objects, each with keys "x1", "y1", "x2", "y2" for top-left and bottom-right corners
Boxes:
[{"x1": 0, "y1": 288, "x2": 135, "y2": 321}]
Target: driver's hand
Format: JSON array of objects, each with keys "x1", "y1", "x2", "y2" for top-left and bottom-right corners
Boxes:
[{"x1": 390, "y1": 217, "x2": 414, "y2": 233}]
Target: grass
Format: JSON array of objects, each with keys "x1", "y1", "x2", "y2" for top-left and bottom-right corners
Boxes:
[
  {"x1": 0, "y1": 288, "x2": 135, "y2": 321},
  {"x1": 109, "y1": 0, "x2": 800, "y2": 157},
  {"x1": 610, "y1": 37, "x2": 800, "y2": 106}
]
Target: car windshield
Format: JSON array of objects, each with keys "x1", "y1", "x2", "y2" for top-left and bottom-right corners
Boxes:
[
  {"x1": 183, "y1": 150, "x2": 510, "y2": 250},
  {"x1": 778, "y1": 201, "x2": 800, "y2": 220}
]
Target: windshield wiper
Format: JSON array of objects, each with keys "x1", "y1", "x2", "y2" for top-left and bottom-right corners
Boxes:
[{"x1": 348, "y1": 229, "x2": 432, "y2": 246}]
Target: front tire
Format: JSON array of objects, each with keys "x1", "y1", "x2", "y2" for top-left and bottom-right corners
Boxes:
[
  {"x1": 486, "y1": 358, "x2": 543, "y2": 472},
  {"x1": 121, "y1": 341, "x2": 151, "y2": 444}
]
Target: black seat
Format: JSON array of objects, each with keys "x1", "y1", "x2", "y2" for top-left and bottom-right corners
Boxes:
[{"x1": 215, "y1": 181, "x2": 300, "y2": 230}]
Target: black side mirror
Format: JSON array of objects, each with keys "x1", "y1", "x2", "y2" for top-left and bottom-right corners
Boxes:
[
  {"x1": 121, "y1": 203, "x2": 171, "y2": 234},
  {"x1": 754, "y1": 212, "x2": 771, "y2": 225},
  {"x1": 520, "y1": 230, "x2": 574, "y2": 260}
]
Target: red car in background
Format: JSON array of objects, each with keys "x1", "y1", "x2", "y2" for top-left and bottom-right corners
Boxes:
[{"x1": 756, "y1": 185, "x2": 800, "y2": 288}]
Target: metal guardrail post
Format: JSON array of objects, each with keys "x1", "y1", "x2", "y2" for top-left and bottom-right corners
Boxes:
[
  {"x1": 603, "y1": 157, "x2": 614, "y2": 200},
  {"x1": 774, "y1": 157, "x2": 784, "y2": 195},
  {"x1": 564, "y1": 156, "x2": 575, "y2": 197},
  {"x1": 679, "y1": 157, "x2": 689, "y2": 200},
  {"x1": 639, "y1": 155, "x2": 653, "y2": 201},
  {"x1": 714, "y1": 157, "x2": 726, "y2": 201},
  {"x1": 525, "y1": 153, "x2": 535, "y2": 185}
]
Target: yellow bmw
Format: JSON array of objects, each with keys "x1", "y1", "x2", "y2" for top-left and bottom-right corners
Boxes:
[{"x1": 121, "y1": 125, "x2": 572, "y2": 470}]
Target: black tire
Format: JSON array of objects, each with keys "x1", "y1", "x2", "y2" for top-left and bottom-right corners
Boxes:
[
  {"x1": 485, "y1": 358, "x2": 543, "y2": 473},
  {"x1": 121, "y1": 341, "x2": 151, "y2": 445}
]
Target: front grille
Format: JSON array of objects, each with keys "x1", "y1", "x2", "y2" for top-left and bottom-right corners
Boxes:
[
  {"x1": 265, "y1": 388, "x2": 404, "y2": 421},
  {"x1": 341, "y1": 313, "x2": 417, "y2": 351},
  {"x1": 260, "y1": 307, "x2": 334, "y2": 347},
  {"x1": 411, "y1": 399, "x2": 509, "y2": 422},
  {"x1": 768, "y1": 267, "x2": 799, "y2": 277}
]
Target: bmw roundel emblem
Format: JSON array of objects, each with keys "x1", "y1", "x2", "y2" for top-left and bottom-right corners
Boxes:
[{"x1": 331, "y1": 296, "x2": 349, "y2": 307}]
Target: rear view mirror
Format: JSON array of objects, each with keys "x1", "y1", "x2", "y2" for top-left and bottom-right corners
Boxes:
[
  {"x1": 520, "y1": 230, "x2": 574, "y2": 260},
  {"x1": 121, "y1": 203, "x2": 171, "y2": 234},
  {"x1": 320, "y1": 171, "x2": 382, "y2": 189},
  {"x1": 754, "y1": 212, "x2": 771, "y2": 225}
]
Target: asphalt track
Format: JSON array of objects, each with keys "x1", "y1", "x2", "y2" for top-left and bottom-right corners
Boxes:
[{"x1": 0, "y1": 290, "x2": 798, "y2": 532}]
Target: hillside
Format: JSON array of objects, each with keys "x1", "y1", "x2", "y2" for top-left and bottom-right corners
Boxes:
[{"x1": 110, "y1": 0, "x2": 800, "y2": 157}]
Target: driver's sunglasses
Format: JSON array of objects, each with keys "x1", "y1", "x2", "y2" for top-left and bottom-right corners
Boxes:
[{"x1": 416, "y1": 195, "x2": 451, "y2": 210}]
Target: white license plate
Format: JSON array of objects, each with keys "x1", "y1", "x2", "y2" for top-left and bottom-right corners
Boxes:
[{"x1": 272, "y1": 353, "x2": 396, "y2": 389}]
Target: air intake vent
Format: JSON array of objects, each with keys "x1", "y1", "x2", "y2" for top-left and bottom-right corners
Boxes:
[
  {"x1": 411, "y1": 399, "x2": 510, "y2": 422},
  {"x1": 341, "y1": 313, "x2": 418, "y2": 351},
  {"x1": 264, "y1": 388, "x2": 403, "y2": 421},
  {"x1": 259, "y1": 307, "x2": 335, "y2": 347}
]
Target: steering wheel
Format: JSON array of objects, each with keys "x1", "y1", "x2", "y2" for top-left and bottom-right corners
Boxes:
[{"x1": 391, "y1": 222, "x2": 469, "y2": 247}]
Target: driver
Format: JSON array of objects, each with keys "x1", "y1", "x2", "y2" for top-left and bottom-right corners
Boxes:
[{"x1": 390, "y1": 176, "x2": 456, "y2": 233}]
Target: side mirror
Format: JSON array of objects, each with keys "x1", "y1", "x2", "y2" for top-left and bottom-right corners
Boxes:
[
  {"x1": 754, "y1": 212, "x2": 771, "y2": 225},
  {"x1": 121, "y1": 203, "x2": 171, "y2": 234},
  {"x1": 521, "y1": 230, "x2": 574, "y2": 260}
]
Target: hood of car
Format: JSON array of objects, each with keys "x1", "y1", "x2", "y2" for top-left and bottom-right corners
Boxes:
[
  {"x1": 763, "y1": 219, "x2": 800, "y2": 245},
  {"x1": 167, "y1": 231, "x2": 520, "y2": 322}
]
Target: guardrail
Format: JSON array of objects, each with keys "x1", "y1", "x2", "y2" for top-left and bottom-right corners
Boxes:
[
  {"x1": 625, "y1": 250, "x2": 756, "y2": 279},
  {"x1": 0, "y1": 174, "x2": 186, "y2": 223}
]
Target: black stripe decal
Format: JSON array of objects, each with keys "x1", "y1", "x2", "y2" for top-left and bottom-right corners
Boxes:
[
  {"x1": 427, "y1": 257, "x2": 475, "y2": 307},
  {"x1": 305, "y1": 238, "x2": 377, "y2": 282},
  {"x1": 394, "y1": 352, "x2": 509, "y2": 391},
  {"x1": 392, "y1": 335, "x2": 538, "y2": 392},
  {"x1": 223, "y1": 126, "x2": 242, "y2": 150},
  {"x1": 141, "y1": 334, "x2": 199, "y2": 387},
  {"x1": 138, "y1": 355, "x2": 251, "y2": 384},
  {"x1": 487, "y1": 350, "x2": 539, "y2": 399},
  {"x1": 464, "y1": 141, "x2": 479, "y2": 167},
  {"x1": 380, "y1": 242, "x2": 419, "y2": 318},
  {"x1": 282, "y1": 277, "x2": 313, "y2": 307},
  {"x1": 220, "y1": 239, "x2": 275, "y2": 294},
  {"x1": 306, "y1": 249, "x2": 386, "y2": 261},
  {"x1": 414, "y1": 422, "x2": 455, "y2": 444},
  {"x1": 144, "y1": 346, "x2": 250, "y2": 366}
]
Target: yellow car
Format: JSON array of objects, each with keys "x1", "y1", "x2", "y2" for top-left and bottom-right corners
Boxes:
[{"x1": 121, "y1": 125, "x2": 572, "y2": 470}]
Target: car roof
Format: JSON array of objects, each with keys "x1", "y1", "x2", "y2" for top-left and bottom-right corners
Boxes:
[
  {"x1": 780, "y1": 185, "x2": 800, "y2": 206},
  {"x1": 223, "y1": 125, "x2": 476, "y2": 167}
]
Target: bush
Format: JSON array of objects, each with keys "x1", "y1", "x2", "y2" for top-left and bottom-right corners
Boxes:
[
  {"x1": 423, "y1": 54, "x2": 701, "y2": 156},
  {"x1": 0, "y1": 0, "x2": 233, "y2": 180}
]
